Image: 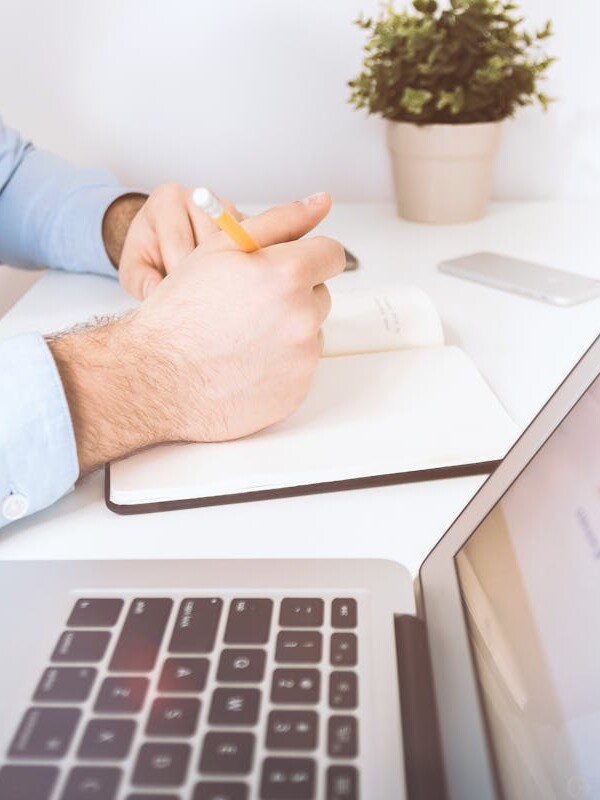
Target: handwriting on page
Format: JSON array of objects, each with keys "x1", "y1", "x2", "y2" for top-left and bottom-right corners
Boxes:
[{"x1": 374, "y1": 294, "x2": 402, "y2": 334}]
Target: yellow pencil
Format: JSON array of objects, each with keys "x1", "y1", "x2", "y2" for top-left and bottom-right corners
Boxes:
[{"x1": 192, "y1": 187, "x2": 259, "y2": 253}]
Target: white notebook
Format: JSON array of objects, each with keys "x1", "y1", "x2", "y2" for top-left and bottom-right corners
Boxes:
[{"x1": 107, "y1": 285, "x2": 520, "y2": 512}]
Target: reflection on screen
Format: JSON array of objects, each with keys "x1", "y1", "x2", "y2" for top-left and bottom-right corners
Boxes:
[{"x1": 455, "y1": 374, "x2": 600, "y2": 800}]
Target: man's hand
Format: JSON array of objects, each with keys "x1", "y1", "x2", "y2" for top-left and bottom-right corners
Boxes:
[
  {"x1": 50, "y1": 192, "x2": 344, "y2": 474},
  {"x1": 103, "y1": 184, "x2": 243, "y2": 301}
]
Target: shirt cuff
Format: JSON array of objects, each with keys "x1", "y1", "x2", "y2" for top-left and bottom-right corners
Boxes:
[
  {"x1": 0, "y1": 144, "x2": 136, "y2": 278},
  {"x1": 0, "y1": 332, "x2": 79, "y2": 526},
  {"x1": 46, "y1": 183, "x2": 129, "y2": 278}
]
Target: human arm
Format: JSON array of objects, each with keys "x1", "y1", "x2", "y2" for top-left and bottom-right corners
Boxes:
[
  {"x1": 0, "y1": 117, "x2": 129, "y2": 277},
  {"x1": 0, "y1": 193, "x2": 344, "y2": 527},
  {"x1": 0, "y1": 118, "x2": 240, "y2": 296},
  {"x1": 0, "y1": 333, "x2": 79, "y2": 525},
  {"x1": 49, "y1": 193, "x2": 341, "y2": 471}
]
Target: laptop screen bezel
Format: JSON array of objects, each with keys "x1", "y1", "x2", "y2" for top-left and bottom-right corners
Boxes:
[{"x1": 417, "y1": 334, "x2": 600, "y2": 800}]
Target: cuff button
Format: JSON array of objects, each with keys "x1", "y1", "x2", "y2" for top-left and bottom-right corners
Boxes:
[{"x1": 2, "y1": 493, "x2": 29, "y2": 521}]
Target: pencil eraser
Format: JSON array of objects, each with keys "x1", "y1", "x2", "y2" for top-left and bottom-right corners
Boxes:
[{"x1": 192, "y1": 187, "x2": 222, "y2": 218}]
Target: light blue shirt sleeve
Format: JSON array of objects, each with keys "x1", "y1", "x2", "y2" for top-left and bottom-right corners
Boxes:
[
  {"x1": 0, "y1": 117, "x2": 128, "y2": 276},
  {"x1": 0, "y1": 119, "x2": 132, "y2": 527},
  {"x1": 0, "y1": 334, "x2": 79, "y2": 527}
]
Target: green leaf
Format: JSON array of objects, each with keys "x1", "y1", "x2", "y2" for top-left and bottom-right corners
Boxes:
[
  {"x1": 413, "y1": 0, "x2": 437, "y2": 14},
  {"x1": 401, "y1": 87, "x2": 434, "y2": 115},
  {"x1": 348, "y1": 0, "x2": 555, "y2": 124},
  {"x1": 436, "y1": 86, "x2": 466, "y2": 114}
]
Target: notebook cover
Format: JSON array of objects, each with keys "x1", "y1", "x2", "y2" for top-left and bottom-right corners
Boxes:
[{"x1": 105, "y1": 459, "x2": 499, "y2": 515}]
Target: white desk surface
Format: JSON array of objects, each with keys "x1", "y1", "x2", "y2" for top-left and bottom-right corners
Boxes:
[{"x1": 1, "y1": 201, "x2": 598, "y2": 574}]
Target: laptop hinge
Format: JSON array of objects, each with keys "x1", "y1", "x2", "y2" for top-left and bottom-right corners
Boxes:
[{"x1": 394, "y1": 614, "x2": 448, "y2": 800}]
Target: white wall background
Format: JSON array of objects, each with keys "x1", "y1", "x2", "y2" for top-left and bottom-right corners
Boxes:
[{"x1": 1, "y1": 0, "x2": 598, "y2": 203}]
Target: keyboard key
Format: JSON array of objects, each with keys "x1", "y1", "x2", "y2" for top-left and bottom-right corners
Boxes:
[
  {"x1": 275, "y1": 631, "x2": 322, "y2": 664},
  {"x1": 9, "y1": 707, "x2": 80, "y2": 758},
  {"x1": 194, "y1": 783, "x2": 248, "y2": 800},
  {"x1": 132, "y1": 743, "x2": 190, "y2": 787},
  {"x1": 327, "y1": 766, "x2": 359, "y2": 800},
  {"x1": 109, "y1": 598, "x2": 172, "y2": 672},
  {"x1": 328, "y1": 716, "x2": 358, "y2": 758},
  {"x1": 0, "y1": 765, "x2": 58, "y2": 800},
  {"x1": 271, "y1": 669, "x2": 320, "y2": 704},
  {"x1": 67, "y1": 599, "x2": 123, "y2": 627},
  {"x1": 146, "y1": 697, "x2": 201, "y2": 736},
  {"x1": 77, "y1": 719, "x2": 135, "y2": 759},
  {"x1": 265, "y1": 710, "x2": 318, "y2": 751},
  {"x1": 208, "y1": 688, "x2": 260, "y2": 725},
  {"x1": 94, "y1": 677, "x2": 148, "y2": 713},
  {"x1": 159, "y1": 657, "x2": 209, "y2": 693},
  {"x1": 51, "y1": 631, "x2": 111, "y2": 663},
  {"x1": 331, "y1": 599, "x2": 357, "y2": 629},
  {"x1": 59, "y1": 766, "x2": 121, "y2": 800},
  {"x1": 199, "y1": 732, "x2": 255, "y2": 774},
  {"x1": 329, "y1": 672, "x2": 358, "y2": 709},
  {"x1": 33, "y1": 667, "x2": 96, "y2": 703},
  {"x1": 217, "y1": 649, "x2": 266, "y2": 682},
  {"x1": 260, "y1": 758, "x2": 315, "y2": 799},
  {"x1": 169, "y1": 598, "x2": 223, "y2": 654},
  {"x1": 279, "y1": 599, "x2": 324, "y2": 628},
  {"x1": 224, "y1": 599, "x2": 272, "y2": 644},
  {"x1": 127, "y1": 796, "x2": 179, "y2": 800},
  {"x1": 330, "y1": 634, "x2": 357, "y2": 667}
]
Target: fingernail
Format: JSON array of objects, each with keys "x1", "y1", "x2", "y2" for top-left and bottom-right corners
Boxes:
[{"x1": 302, "y1": 192, "x2": 329, "y2": 206}]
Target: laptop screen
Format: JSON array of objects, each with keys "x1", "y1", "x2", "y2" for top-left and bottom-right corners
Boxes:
[{"x1": 454, "y1": 373, "x2": 600, "y2": 800}]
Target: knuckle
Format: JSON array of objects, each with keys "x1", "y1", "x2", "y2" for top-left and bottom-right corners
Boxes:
[
  {"x1": 154, "y1": 182, "x2": 182, "y2": 204},
  {"x1": 172, "y1": 223, "x2": 192, "y2": 245},
  {"x1": 319, "y1": 285, "x2": 332, "y2": 316},
  {"x1": 333, "y1": 240, "x2": 346, "y2": 269},
  {"x1": 317, "y1": 328, "x2": 325, "y2": 355},
  {"x1": 282, "y1": 257, "x2": 309, "y2": 290},
  {"x1": 288, "y1": 310, "x2": 320, "y2": 347},
  {"x1": 299, "y1": 347, "x2": 320, "y2": 380},
  {"x1": 319, "y1": 236, "x2": 346, "y2": 270}
]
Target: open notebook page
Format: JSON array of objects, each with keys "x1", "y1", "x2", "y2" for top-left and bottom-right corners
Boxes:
[
  {"x1": 323, "y1": 285, "x2": 444, "y2": 357},
  {"x1": 109, "y1": 346, "x2": 519, "y2": 506}
]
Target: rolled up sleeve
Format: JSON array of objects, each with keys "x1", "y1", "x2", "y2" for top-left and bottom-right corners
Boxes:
[{"x1": 0, "y1": 332, "x2": 79, "y2": 527}]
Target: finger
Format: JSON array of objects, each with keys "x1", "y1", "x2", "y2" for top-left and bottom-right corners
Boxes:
[
  {"x1": 201, "y1": 192, "x2": 332, "y2": 254},
  {"x1": 317, "y1": 327, "x2": 325, "y2": 356},
  {"x1": 186, "y1": 193, "x2": 247, "y2": 245},
  {"x1": 141, "y1": 268, "x2": 163, "y2": 299},
  {"x1": 266, "y1": 235, "x2": 346, "y2": 287},
  {"x1": 120, "y1": 261, "x2": 164, "y2": 301},
  {"x1": 186, "y1": 190, "x2": 222, "y2": 243},
  {"x1": 153, "y1": 193, "x2": 197, "y2": 272},
  {"x1": 220, "y1": 196, "x2": 246, "y2": 222},
  {"x1": 313, "y1": 283, "x2": 332, "y2": 325},
  {"x1": 231, "y1": 206, "x2": 247, "y2": 222}
]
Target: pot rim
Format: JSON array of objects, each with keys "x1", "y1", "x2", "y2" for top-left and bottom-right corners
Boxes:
[{"x1": 386, "y1": 118, "x2": 504, "y2": 131}]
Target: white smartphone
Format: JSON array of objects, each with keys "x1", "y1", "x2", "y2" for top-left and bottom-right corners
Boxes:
[{"x1": 439, "y1": 252, "x2": 600, "y2": 307}]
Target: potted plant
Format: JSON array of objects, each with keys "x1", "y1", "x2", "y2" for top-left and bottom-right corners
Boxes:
[{"x1": 349, "y1": 0, "x2": 555, "y2": 223}]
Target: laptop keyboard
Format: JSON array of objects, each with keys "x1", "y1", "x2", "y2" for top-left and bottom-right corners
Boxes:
[{"x1": 0, "y1": 594, "x2": 360, "y2": 800}]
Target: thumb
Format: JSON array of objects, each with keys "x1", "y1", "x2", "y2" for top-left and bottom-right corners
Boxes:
[
  {"x1": 202, "y1": 192, "x2": 332, "y2": 254},
  {"x1": 120, "y1": 260, "x2": 164, "y2": 301},
  {"x1": 141, "y1": 268, "x2": 163, "y2": 299}
]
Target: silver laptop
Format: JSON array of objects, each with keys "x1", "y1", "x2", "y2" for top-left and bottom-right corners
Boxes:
[{"x1": 0, "y1": 335, "x2": 598, "y2": 800}]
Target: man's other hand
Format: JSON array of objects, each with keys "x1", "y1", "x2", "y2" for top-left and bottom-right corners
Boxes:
[{"x1": 103, "y1": 184, "x2": 243, "y2": 300}]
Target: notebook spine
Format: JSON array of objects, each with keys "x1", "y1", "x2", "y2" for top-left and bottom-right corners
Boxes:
[{"x1": 394, "y1": 614, "x2": 448, "y2": 800}]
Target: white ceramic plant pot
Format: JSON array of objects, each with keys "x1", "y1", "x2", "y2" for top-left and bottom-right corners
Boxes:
[{"x1": 386, "y1": 120, "x2": 503, "y2": 224}]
